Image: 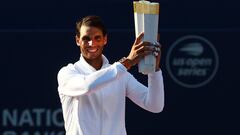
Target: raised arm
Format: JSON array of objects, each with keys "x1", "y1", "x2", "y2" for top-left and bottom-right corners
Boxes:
[
  {"x1": 126, "y1": 70, "x2": 164, "y2": 113},
  {"x1": 57, "y1": 62, "x2": 126, "y2": 96},
  {"x1": 125, "y1": 32, "x2": 164, "y2": 113}
]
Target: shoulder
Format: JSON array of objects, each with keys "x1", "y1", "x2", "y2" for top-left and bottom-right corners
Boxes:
[
  {"x1": 120, "y1": 70, "x2": 135, "y2": 84},
  {"x1": 57, "y1": 63, "x2": 78, "y2": 78},
  {"x1": 59, "y1": 63, "x2": 75, "y2": 72},
  {"x1": 57, "y1": 63, "x2": 81, "y2": 85}
]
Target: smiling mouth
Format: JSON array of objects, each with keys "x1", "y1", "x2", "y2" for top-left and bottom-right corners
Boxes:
[{"x1": 87, "y1": 48, "x2": 98, "y2": 53}]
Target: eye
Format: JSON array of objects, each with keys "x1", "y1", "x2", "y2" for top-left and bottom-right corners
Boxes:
[
  {"x1": 82, "y1": 36, "x2": 91, "y2": 42},
  {"x1": 94, "y1": 36, "x2": 102, "y2": 42}
]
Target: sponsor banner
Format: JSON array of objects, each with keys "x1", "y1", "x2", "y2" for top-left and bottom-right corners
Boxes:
[{"x1": 1, "y1": 108, "x2": 64, "y2": 135}]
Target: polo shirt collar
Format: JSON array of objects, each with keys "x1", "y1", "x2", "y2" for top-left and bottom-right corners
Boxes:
[{"x1": 78, "y1": 54, "x2": 109, "y2": 72}]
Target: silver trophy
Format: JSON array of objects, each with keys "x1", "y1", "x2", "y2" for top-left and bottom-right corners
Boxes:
[{"x1": 133, "y1": 0, "x2": 159, "y2": 74}]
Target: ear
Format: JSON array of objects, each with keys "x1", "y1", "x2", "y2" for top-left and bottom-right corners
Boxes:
[
  {"x1": 103, "y1": 35, "x2": 108, "y2": 45},
  {"x1": 75, "y1": 35, "x2": 81, "y2": 46}
]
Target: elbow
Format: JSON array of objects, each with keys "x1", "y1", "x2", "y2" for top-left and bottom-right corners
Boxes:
[
  {"x1": 151, "y1": 106, "x2": 164, "y2": 113},
  {"x1": 58, "y1": 82, "x2": 92, "y2": 96},
  {"x1": 145, "y1": 98, "x2": 165, "y2": 113},
  {"x1": 148, "y1": 103, "x2": 164, "y2": 113}
]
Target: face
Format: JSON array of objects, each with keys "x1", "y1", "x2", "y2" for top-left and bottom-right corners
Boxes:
[{"x1": 76, "y1": 25, "x2": 107, "y2": 62}]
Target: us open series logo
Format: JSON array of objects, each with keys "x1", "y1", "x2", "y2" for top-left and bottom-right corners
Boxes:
[{"x1": 166, "y1": 35, "x2": 219, "y2": 88}]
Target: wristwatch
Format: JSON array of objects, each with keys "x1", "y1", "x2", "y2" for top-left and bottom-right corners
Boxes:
[{"x1": 119, "y1": 57, "x2": 132, "y2": 70}]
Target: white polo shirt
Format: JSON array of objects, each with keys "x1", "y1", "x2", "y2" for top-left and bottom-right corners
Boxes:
[{"x1": 57, "y1": 55, "x2": 164, "y2": 135}]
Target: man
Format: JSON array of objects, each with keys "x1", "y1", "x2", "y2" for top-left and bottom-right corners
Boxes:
[{"x1": 57, "y1": 15, "x2": 164, "y2": 135}]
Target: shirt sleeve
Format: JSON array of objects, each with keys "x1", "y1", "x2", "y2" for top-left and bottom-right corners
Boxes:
[
  {"x1": 57, "y1": 62, "x2": 127, "y2": 96},
  {"x1": 126, "y1": 70, "x2": 164, "y2": 113}
]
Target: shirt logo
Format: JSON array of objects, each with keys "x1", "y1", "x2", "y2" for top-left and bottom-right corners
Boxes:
[{"x1": 166, "y1": 35, "x2": 219, "y2": 88}]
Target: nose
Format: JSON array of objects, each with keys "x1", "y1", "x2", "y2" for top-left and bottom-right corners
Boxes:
[
  {"x1": 88, "y1": 40, "x2": 96, "y2": 46},
  {"x1": 88, "y1": 40, "x2": 93, "y2": 46}
]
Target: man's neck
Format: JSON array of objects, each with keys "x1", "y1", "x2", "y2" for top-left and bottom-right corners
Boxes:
[{"x1": 84, "y1": 56, "x2": 103, "y2": 70}]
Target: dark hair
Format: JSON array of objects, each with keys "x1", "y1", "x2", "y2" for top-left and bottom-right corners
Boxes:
[{"x1": 76, "y1": 15, "x2": 107, "y2": 37}]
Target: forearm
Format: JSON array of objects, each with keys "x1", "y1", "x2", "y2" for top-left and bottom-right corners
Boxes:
[
  {"x1": 58, "y1": 62, "x2": 127, "y2": 96},
  {"x1": 146, "y1": 70, "x2": 164, "y2": 112},
  {"x1": 126, "y1": 70, "x2": 164, "y2": 113}
]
